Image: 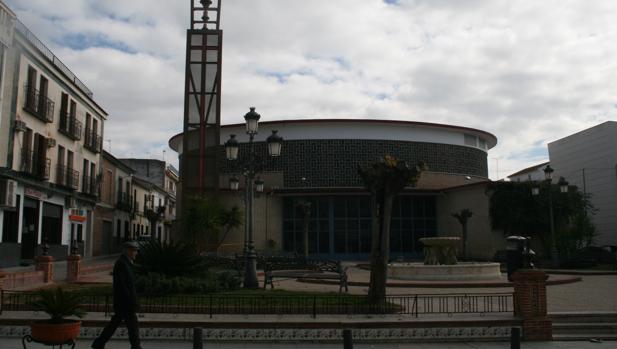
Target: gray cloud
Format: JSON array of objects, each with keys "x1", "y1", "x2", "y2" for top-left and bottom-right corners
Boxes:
[{"x1": 6, "y1": 0, "x2": 617, "y2": 178}]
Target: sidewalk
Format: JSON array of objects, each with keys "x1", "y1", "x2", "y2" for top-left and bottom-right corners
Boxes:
[
  {"x1": 0, "y1": 338, "x2": 615, "y2": 349},
  {"x1": 1, "y1": 254, "x2": 117, "y2": 289}
]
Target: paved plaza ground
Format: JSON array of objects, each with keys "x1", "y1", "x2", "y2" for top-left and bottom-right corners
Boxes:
[
  {"x1": 268, "y1": 266, "x2": 617, "y2": 313},
  {"x1": 1, "y1": 338, "x2": 616, "y2": 348},
  {"x1": 4, "y1": 258, "x2": 617, "y2": 313},
  {"x1": 2, "y1": 259, "x2": 616, "y2": 347}
]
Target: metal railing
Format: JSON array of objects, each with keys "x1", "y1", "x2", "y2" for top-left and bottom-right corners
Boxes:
[
  {"x1": 56, "y1": 165, "x2": 79, "y2": 190},
  {"x1": 15, "y1": 20, "x2": 94, "y2": 98},
  {"x1": 82, "y1": 175, "x2": 97, "y2": 196},
  {"x1": 84, "y1": 129, "x2": 102, "y2": 153},
  {"x1": 23, "y1": 85, "x2": 54, "y2": 123},
  {"x1": 116, "y1": 192, "x2": 133, "y2": 212},
  {"x1": 20, "y1": 149, "x2": 50, "y2": 180},
  {"x1": 58, "y1": 112, "x2": 82, "y2": 140},
  {"x1": 0, "y1": 291, "x2": 513, "y2": 318}
]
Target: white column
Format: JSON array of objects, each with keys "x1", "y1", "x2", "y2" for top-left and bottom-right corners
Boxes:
[
  {"x1": 16, "y1": 186, "x2": 24, "y2": 243},
  {"x1": 37, "y1": 198, "x2": 43, "y2": 244},
  {"x1": 0, "y1": 209, "x2": 4, "y2": 241}
]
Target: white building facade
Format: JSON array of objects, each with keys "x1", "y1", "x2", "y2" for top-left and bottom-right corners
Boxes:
[
  {"x1": 548, "y1": 121, "x2": 617, "y2": 247},
  {"x1": 0, "y1": 3, "x2": 107, "y2": 266},
  {"x1": 507, "y1": 162, "x2": 550, "y2": 183}
]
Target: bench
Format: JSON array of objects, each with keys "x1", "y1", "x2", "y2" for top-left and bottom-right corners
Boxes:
[
  {"x1": 263, "y1": 257, "x2": 348, "y2": 293},
  {"x1": 202, "y1": 254, "x2": 244, "y2": 277}
]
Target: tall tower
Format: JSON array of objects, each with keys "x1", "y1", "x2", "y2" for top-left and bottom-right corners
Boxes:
[{"x1": 180, "y1": 0, "x2": 222, "y2": 202}]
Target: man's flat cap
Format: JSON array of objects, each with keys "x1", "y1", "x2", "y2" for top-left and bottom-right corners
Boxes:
[{"x1": 123, "y1": 241, "x2": 140, "y2": 250}]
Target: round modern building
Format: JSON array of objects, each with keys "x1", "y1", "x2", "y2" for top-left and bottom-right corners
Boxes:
[{"x1": 169, "y1": 119, "x2": 498, "y2": 260}]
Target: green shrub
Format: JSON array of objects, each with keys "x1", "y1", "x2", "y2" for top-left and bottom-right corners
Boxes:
[
  {"x1": 135, "y1": 240, "x2": 205, "y2": 278},
  {"x1": 135, "y1": 271, "x2": 240, "y2": 295},
  {"x1": 32, "y1": 287, "x2": 86, "y2": 323}
]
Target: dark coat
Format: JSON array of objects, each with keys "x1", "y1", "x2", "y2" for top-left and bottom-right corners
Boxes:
[{"x1": 112, "y1": 254, "x2": 138, "y2": 313}]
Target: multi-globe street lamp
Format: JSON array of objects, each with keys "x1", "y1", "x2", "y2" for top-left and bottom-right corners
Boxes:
[
  {"x1": 225, "y1": 107, "x2": 283, "y2": 288},
  {"x1": 532, "y1": 165, "x2": 569, "y2": 268}
]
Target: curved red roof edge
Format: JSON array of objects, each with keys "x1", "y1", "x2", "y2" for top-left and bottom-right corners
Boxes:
[{"x1": 169, "y1": 118, "x2": 498, "y2": 150}]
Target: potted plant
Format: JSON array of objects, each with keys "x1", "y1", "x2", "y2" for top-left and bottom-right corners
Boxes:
[{"x1": 30, "y1": 287, "x2": 86, "y2": 344}]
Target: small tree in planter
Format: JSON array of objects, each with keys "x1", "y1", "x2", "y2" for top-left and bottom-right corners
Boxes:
[{"x1": 30, "y1": 287, "x2": 86, "y2": 344}]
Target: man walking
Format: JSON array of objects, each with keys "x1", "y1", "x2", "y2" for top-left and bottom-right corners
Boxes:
[{"x1": 92, "y1": 241, "x2": 141, "y2": 349}]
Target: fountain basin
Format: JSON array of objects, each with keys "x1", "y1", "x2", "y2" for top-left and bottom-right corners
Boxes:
[{"x1": 388, "y1": 262, "x2": 502, "y2": 281}]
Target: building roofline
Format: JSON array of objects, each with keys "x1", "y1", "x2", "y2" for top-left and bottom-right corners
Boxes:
[
  {"x1": 0, "y1": 1, "x2": 16, "y2": 18},
  {"x1": 131, "y1": 174, "x2": 167, "y2": 194},
  {"x1": 103, "y1": 150, "x2": 135, "y2": 174},
  {"x1": 507, "y1": 161, "x2": 550, "y2": 178},
  {"x1": 548, "y1": 120, "x2": 617, "y2": 146},
  {"x1": 120, "y1": 158, "x2": 166, "y2": 165},
  {"x1": 13, "y1": 19, "x2": 108, "y2": 117},
  {"x1": 441, "y1": 179, "x2": 492, "y2": 192},
  {"x1": 168, "y1": 118, "x2": 498, "y2": 151}
]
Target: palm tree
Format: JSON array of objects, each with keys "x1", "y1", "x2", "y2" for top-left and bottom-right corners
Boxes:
[
  {"x1": 358, "y1": 155, "x2": 425, "y2": 304},
  {"x1": 215, "y1": 206, "x2": 243, "y2": 255},
  {"x1": 182, "y1": 196, "x2": 222, "y2": 253}
]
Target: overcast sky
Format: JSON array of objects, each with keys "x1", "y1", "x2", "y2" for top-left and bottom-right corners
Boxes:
[{"x1": 5, "y1": 0, "x2": 617, "y2": 179}]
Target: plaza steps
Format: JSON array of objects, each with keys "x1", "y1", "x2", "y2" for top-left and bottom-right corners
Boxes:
[{"x1": 551, "y1": 312, "x2": 617, "y2": 341}]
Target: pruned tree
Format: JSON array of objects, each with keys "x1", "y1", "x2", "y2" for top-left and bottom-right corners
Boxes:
[
  {"x1": 452, "y1": 209, "x2": 473, "y2": 259},
  {"x1": 358, "y1": 155, "x2": 425, "y2": 304}
]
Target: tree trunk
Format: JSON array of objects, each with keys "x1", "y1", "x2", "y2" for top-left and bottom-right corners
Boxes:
[
  {"x1": 302, "y1": 213, "x2": 310, "y2": 258},
  {"x1": 368, "y1": 191, "x2": 394, "y2": 305},
  {"x1": 462, "y1": 223, "x2": 468, "y2": 260}
]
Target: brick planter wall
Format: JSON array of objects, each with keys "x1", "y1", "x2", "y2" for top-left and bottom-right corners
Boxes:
[
  {"x1": 1, "y1": 270, "x2": 45, "y2": 289},
  {"x1": 512, "y1": 269, "x2": 552, "y2": 341},
  {"x1": 66, "y1": 255, "x2": 82, "y2": 282},
  {"x1": 35, "y1": 255, "x2": 54, "y2": 283}
]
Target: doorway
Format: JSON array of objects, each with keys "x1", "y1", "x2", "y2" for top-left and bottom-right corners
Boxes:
[
  {"x1": 70, "y1": 222, "x2": 84, "y2": 255},
  {"x1": 20, "y1": 197, "x2": 40, "y2": 260},
  {"x1": 101, "y1": 220, "x2": 112, "y2": 255}
]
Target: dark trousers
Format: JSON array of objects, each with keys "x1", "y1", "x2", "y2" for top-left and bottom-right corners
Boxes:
[{"x1": 92, "y1": 311, "x2": 141, "y2": 349}]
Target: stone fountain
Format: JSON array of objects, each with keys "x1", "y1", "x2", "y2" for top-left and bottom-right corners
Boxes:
[{"x1": 388, "y1": 236, "x2": 502, "y2": 281}]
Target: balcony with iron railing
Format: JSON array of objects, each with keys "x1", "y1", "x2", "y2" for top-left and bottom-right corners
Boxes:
[
  {"x1": 116, "y1": 192, "x2": 133, "y2": 212},
  {"x1": 20, "y1": 149, "x2": 50, "y2": 180},
  {"x1": 58, "y1": 112, "x2": 82, "y2": 141},
  {"x1": 56, "y1": 165, "x2": 79, "y2": 190},
  {"x1": 15, "y1": 20, "x2": 94, "y2": 98},
  {"x1": 81, "y1": 175, "x2": 98, "y2": 196},
  {"x1": 23, "y1": 85, "x2": 55, "y2": 123},
  {"x1": 84, "y1": 129, "x2": 102, "y2": 153}
]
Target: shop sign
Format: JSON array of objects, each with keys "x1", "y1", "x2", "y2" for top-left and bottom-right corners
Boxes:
[
  {"x1": 25, "y1": 187, "x2": 43, "y2": 199},
  {"x1": 69, "y1": 208, "x2": 87, "y2": 222}
]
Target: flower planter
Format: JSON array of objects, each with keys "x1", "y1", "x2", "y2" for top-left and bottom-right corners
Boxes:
[{"x1": 31, "y1": 319, "x2": 81, "y2": 344}]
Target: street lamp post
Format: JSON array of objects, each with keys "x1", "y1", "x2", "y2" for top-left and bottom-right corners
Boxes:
[
  {"x1": 532, "y1": 165, "x2": 568, "y2": 268},
  {"x1": 225, "y1": 107, "x2": 283, "y2": 288}
]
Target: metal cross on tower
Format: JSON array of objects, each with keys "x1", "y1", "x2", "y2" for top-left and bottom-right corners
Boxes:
[{"x1": 181, "y1": 0, "x2": 223, "y2": 197}]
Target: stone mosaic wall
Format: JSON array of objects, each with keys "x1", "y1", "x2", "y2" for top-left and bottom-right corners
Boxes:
[{"x1": 220, "y1": 139, "x2": 488, "y2": 188}]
